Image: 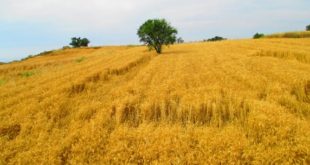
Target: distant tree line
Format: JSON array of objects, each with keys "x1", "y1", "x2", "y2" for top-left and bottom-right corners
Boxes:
[{"x1": 64, "y1": 23, "x2": 310, "y2": 54}]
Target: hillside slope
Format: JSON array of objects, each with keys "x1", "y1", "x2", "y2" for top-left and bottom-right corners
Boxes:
[
  {"x1": 1, "y1": 39, "x2": 310, "y2": 164},
  {"x1": 265, "y1": 31, "x2": 310, "y2": 38}
]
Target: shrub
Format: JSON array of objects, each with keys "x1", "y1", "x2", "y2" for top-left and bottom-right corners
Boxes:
[
  {"x1": 306, "y1": 25, "x2": 310, "y2": 31},
  {"x1": 70, "y1": 37, "x2": 90, "y2": 48},
  {"x1": 205, "y1": 36, "x2": 226, "y2": 42},
  {"x1": 253, "y1": 33, "x2": 264, "y2": 39},
  {"x1": 137, "y1": 19, "x2": 178, "y2": 54}
]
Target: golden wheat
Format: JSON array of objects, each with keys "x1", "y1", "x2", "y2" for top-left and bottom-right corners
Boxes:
[
  {"x1": 0, "y1": 39, "x2": 310, "y2": 164},
  {"x1": 265, "y1": 31, "x2": 310, "y2": 38}
]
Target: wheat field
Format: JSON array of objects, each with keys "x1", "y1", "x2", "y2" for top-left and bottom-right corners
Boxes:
[
  {"x1": 265, "y1": 31, "x2": 310, "y2": 38},
  {"x1": 0, "y1": 38, "x2": 310, "y2": 164}
]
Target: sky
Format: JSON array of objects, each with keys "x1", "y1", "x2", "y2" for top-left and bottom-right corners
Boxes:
[{"x1": 0, "y1": 0, "x2": 310, "y2": 62}]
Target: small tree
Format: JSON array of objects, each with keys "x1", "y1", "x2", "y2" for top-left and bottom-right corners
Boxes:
[
  {"x1": 70, "y1": 37, "x2": 90, "y2": 48},
  {"x1": 137, "y1": 19, "x2": 178, "y2": 54},
  {"x1": 253, "y1": 33, "x2": 264, "y2": 39},
  {"x1": 306, "y1": 25, "x2": 310, "y2": 31}
]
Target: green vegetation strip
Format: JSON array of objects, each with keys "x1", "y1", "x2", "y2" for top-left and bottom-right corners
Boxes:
[
  {"x1": 19, "y1": 71, "x2": 35, "y2": 78},
  {"x1": 76, "y1": 57, "x2": 86, "y2": 63},
  {"x1": 0, "y1": 79, "x2": 6, "y2": 86}
]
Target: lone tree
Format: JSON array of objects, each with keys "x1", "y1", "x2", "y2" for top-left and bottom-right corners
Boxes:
[
  {"x1": 306, "y1": 25, "x2": 310, "y2": 31},
  {"x1": 137, "y1": 19, "x2": 178, "y2": 54},
  {"x1": 70, "y1": 37, "x2": 90, "y2": 48}
]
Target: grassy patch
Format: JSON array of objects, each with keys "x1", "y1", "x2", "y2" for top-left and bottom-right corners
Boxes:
[
  {"x1": 19, "y1": 71, "x2": 35, "y2": 78},
  {"x1": 0, "y1": 79, "x2": 6, "y2": 86},
  {"x1": 75, "y1": 57, "x2": 86, "y2": 63},
  {"x1": 91, "y1": 46, "x2": 102, "y2": 49},
  {"x1": 127, "y1": 44, "x2": 138, "y2": 48}
]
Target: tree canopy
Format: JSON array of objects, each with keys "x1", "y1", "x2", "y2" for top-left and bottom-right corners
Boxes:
[
  {"x1": 137, "y1": 19, "x2": 178, "y2": 54},
  {"x1": 70, "y1": 37, "x2": 90, "y2": 48},
  {"x1": 205, "y1": 36, "x2": 226, "y2": 42}
]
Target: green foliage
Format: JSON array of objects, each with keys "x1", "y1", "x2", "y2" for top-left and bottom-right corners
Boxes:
[
  {"x1": 205, "y1": 36, "x2": 226, "y2": 42},
  {"x1": 253, "y1": 33, "x2": 264, "y2": 39},
  {"x1": 137, "y1": 19, "x2": 178, "y2": 54},
  {"x1": 306, "y1": 25, "x2": 310, "y2": 31},
  {"x1": 70, "y1": 37, "x2": 90, "y2": 48},
  {"x1": 19, "y1": 71, "x2": 35, "y2": 78},
  {"x1": 75, "y1": 57, "x2": 86, "y2": 63}
]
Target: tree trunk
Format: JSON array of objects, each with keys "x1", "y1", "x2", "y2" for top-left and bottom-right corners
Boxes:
[{"x1": 155, "y1": 45, "x2": 162, "y2": 54}]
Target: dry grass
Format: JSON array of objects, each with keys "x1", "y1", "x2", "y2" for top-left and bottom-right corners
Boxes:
[
  {"x1": 265, "y1": 31, "x2": 310, "y2": 38},
  {"x1": 0, "y1": 39, "x2": 310, "y2": 164}
]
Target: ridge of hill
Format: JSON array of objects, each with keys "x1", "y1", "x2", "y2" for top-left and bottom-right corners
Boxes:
[
  {"x1": 1, "y1": 39, "x2": 310, "y2": 164},
  {"x1": 265, "y1": 30, "x2": 310, "y2": 38}
]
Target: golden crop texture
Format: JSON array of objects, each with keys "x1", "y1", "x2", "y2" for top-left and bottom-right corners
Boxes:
[
  {"x1": 265, "y1": 31, "x2": 310, "y2": 38},
  {"x1": 0, "y1": 39, "x2": 310, "y2": 164}
]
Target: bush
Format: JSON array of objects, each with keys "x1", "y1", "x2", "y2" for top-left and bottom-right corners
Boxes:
[
  {"x1": 137, "y1": 19, "x2": 178, "y2": 54},
  {"x1": 205, "y1": 36, "x2": 226, "y2": 42},
  {"x1": 307, "y1": 25, "x2": 310, "y2": 31},
  {"x1": 70, "y1": 37, "x2": 90, "y2": 48},
  {"x1": 253, "y1": 33, "x2": 264, "y2": 39}
]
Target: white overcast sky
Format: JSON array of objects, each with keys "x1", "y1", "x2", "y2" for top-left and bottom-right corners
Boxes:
[{"x1": 0, "y1": 0, "x2": 310, "y2": 62}]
